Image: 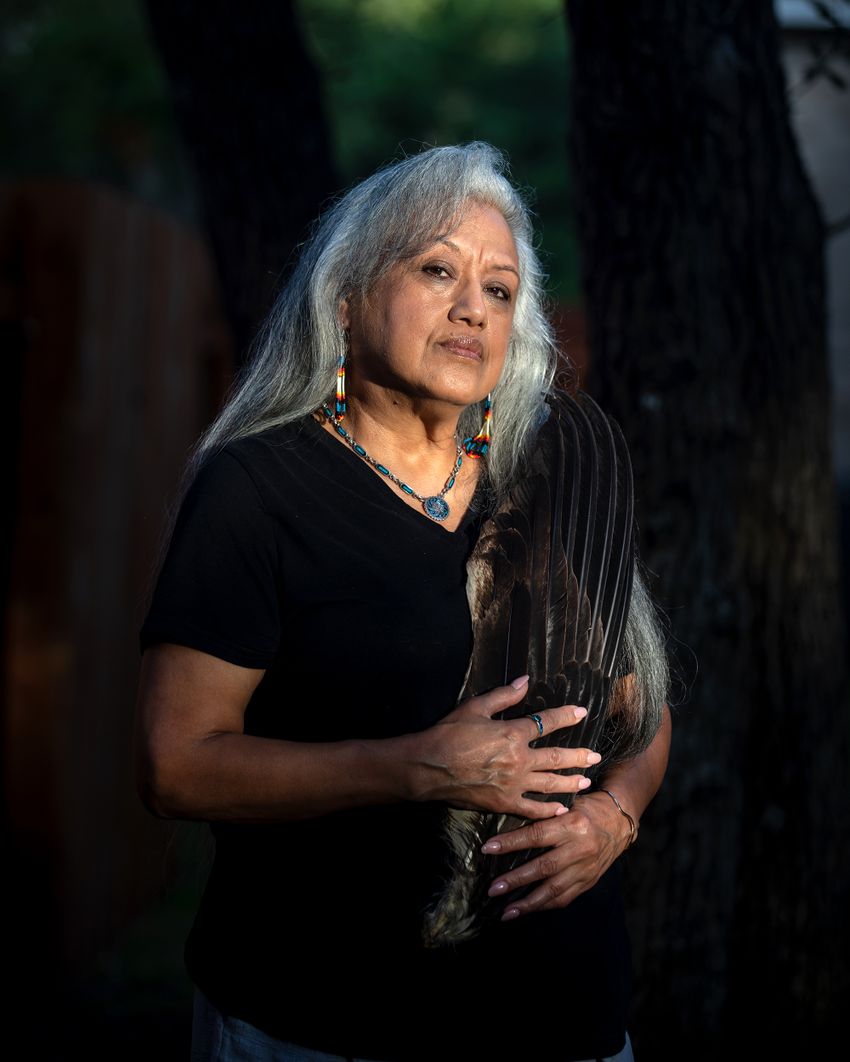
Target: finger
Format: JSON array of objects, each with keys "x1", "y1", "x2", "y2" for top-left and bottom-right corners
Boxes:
[
  {"x1": 500, "y1": 874, "x2": 589, "y2": 920},
  {"x1": 477, "y1": 676, "x2": 530, "y2": 719},
  {"x1": 521, "y1": 772, "x2": 593, "y2": 799},
  {"x1": 514, "y1": 795, "x2": 574, "y2": 820},
  {"x1": 530, "y1": 744, "x2": 601, "y2": 773},
  {"x1": 487, "y1": 848, "x2": 566, "y2": 897},
  {"x1": 534, "y1": 703, "x2": 589, "y2": 735},
  {"x1": 515, "y1": 704, "x2": 588, "y2": 741},
  {"x1": 482, "y1": 815, "x2": 571, "y2": 856}
]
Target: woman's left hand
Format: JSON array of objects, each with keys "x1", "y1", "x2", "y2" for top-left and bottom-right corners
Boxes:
[{"x1": 480, "y1": 790, "x2": 632, "y2": 921}]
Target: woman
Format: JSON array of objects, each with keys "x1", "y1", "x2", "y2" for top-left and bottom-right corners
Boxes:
[{"x1": 135, "y1": 141, "x2": 671, "y2": 1062}]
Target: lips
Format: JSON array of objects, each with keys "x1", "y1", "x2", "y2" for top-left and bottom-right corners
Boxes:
[{"x1": 438, "y1": 336, "x2": 483, "y2": 358}]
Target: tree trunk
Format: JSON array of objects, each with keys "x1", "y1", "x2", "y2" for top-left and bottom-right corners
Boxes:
[
  {"x1": 565, "y1": 2, "x2": 850, "y2": 1057},
  {"x1": 143, "y1": 0, "x2": 339, "y2": 368}
]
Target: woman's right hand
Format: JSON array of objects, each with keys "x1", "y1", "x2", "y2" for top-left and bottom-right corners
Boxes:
[{"x1": 404, "y1": 676, "x2": 600, "y2": 818}]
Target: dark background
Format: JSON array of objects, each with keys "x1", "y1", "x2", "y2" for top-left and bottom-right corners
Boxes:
[{"x1": 2, "y1": 1, "x2": 849, "y2": 1058}]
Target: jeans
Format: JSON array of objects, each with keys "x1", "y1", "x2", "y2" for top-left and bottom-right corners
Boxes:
[{"x1": 191, "y1": 986, "x2": 636, "y2": 1062}]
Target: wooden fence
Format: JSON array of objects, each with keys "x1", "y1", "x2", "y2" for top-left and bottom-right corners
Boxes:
[{"x1": 0, "y1": 179, "x2": 232, "y2": 1017}]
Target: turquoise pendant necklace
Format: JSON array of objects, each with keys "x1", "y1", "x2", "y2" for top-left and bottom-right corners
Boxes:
[{"x1": 319, "y1": 404, "x2": 463, "y2": 522}]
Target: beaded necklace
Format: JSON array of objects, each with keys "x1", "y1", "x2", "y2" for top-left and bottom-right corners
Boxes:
[{"x1": 319, "y1": 403, "x2": 463, "y2": 522}]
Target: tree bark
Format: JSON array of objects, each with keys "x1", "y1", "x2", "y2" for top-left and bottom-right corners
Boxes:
[
  {"x1": 143, "y1": 0, "x2": 339, "y2": 368},
  {"x1": 565, "y1": 2, "x2": 850, "y2": 1057}
]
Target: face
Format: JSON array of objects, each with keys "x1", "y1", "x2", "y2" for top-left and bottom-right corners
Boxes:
[{"x1": 340, "y1": 202, "x2": 520, "y2": 412}]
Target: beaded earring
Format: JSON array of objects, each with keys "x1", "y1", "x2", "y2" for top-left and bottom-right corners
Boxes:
[
  {"x1": 463, "y1": 393, "x2": 492, "y2": 458},
  {"x1": 335, "y1": 335, "x2": 348, "y2": 420}
]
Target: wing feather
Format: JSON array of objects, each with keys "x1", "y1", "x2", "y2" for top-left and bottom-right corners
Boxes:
[{"x1": 421, "y1": 391, "x2": 636, "y2": 947}]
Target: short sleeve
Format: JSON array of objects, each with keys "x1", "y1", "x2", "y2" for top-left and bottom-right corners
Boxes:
[{"x1": 139, "y1": 450, "x2": 282, "y2": 668}]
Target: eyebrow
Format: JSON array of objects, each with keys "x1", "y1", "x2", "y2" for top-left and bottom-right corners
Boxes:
[{"x1": 438, "y1": 238, "x2": 520, "y2": 281}]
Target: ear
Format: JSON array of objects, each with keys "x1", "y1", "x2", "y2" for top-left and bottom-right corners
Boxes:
[{"x1": 338, "y1": 294, "x2": 352, "y2": 331}]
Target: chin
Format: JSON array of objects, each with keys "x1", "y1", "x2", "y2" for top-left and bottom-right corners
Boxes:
[
  {"x1": 421, "y1": 375, "x2": 491, "y2": 409},
  {"x1": 422, "y1": 388, "x2": 485, "y2": 411}
]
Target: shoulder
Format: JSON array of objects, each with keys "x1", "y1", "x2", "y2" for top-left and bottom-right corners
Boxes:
[{"x1": 191, "y1": 417, "x2": 315, "y2": 508}]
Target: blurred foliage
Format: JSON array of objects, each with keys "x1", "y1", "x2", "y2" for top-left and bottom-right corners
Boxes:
[
  {"x1": 0, "y1": 0, "x2": 578, "y2": 294},
  {"x1": 0, "y1": 0, "x2": 199, "y2": 216},
  {"x1": 299, "y1": 0, "x2": 578, "y2": 297}
]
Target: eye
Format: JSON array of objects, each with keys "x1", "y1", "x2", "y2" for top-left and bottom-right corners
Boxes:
[
  {"x1": 423, "y1": 263, "x2": 452, "y2": 278},
  {"x1": 487, "y1": 285, "x2": 512, "y2": 302}
]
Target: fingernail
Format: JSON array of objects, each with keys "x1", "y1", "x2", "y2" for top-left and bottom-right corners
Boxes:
[
  {"x1": 510, "y1": 675, "x2": 530, "y2": 689},
  {"x1": 587, "y1": 752, "x2": 602, "y2": 764},
  {"x1": 488, "y1": 880, "x2": 508, "y2": 896},
  {"x1": 578, "y1": 777, "x2": 591, "y2": 789},
  {"x1": 574, "y1": 706, "x2": 587, "y2": 720},
  {"x1": 501, "y1": 907, "x2": 521, "y2": 921},
  {"x1": 481, "y1": 840, "x2": 501, "y2": 853},
  {"x1": 555, "y1": 804, "x2": 569, "y2": 815}
]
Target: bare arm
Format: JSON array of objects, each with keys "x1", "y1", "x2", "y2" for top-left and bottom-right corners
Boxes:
[
  {"x1": 134, "y1": 643, "x2": 600, "y2": 823},
  {"x1": 135, "y1": 644, "x2": 413, "y2": 821},
  {"x1": 585, "y1": 698, "x2": 673, "y2": 849},
  {"x1": 478, "y1": 699, "x2": 672, "y2": 920}
]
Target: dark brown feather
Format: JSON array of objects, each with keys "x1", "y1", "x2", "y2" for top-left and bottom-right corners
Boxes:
[{"x1": 421, "y1": 390, "x2": 635, "y2": 947}]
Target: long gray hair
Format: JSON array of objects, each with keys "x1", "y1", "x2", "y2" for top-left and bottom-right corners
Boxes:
[{"x1": 185, "y1": 140, "x2": 560, "y2": 502}]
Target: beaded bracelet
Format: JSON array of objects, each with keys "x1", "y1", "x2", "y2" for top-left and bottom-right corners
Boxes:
[{"x1": 599, "y1": 788, "x2": 639, "y2": 848}]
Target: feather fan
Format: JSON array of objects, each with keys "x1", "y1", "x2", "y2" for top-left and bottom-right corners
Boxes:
[{"x1": 422, "y1": 389, "x2": 635, "y2": 947}]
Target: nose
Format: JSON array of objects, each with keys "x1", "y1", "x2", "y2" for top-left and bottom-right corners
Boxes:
[{"x1": 448, "y1": 275, "x2": 486, "y2": 328}]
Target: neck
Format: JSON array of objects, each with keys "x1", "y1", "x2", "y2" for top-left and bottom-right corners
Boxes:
[
  {"x1": 316, "y1": 382, "x2": 475, "y2": 506},
  {"x1": 342, "y1": 381, "x2": 463, "y2": 460},
  {"x1": 314, "y1": 382, "x2": 483, "y2": 528}
]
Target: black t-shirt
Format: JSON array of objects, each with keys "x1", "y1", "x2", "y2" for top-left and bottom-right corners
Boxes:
[{"x1": 139, "y1": 413, "x2": 631, "y2": 1061}]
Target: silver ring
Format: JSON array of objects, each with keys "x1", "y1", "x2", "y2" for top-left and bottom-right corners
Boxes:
[{"x1": 527, "y1": 712, "x2": 544, "y2": 738}]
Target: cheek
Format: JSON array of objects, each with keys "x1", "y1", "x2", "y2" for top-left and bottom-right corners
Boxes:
[
  {"x1": 355, "y1": 304, "x2": 401, "y2": 361},
  {"x1": 486, "y1": 356, "x2": 508, "y2": 393},
  {"x1": 489, "y1": 326, "x2": 512, "y2": 381}
]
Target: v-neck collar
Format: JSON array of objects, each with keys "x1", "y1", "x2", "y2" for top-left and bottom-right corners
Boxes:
[{"x1": 300, "y1": 412, "x2": 483, "y2": 539}]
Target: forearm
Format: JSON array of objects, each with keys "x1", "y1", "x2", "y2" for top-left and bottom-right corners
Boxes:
[
  {"x1": 136, "y1": 644, "x2": 435, "y2": 823},
  {"x1": 579, "y1": 703, "x2": 672, "y2": 847},
  {"x1": 136, "y1": 646, "x2": 597, "y2": 826},
  {"x1": 140, "y1": 729, "x2": 424, "y2": 823}
]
